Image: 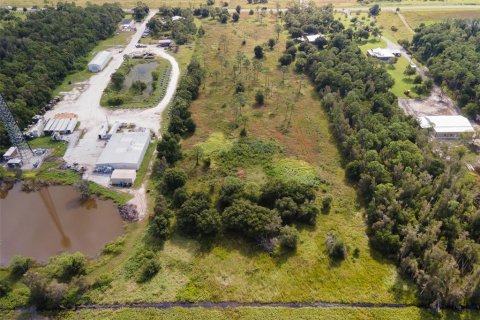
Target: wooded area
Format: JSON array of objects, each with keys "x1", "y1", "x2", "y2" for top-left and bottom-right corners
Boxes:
[
  {"x1": 284, "y1": 4, "x2": 480, "y2": 310},
  {"x1": 0, "y1": 3, "x2": 124, "y2": 150}
]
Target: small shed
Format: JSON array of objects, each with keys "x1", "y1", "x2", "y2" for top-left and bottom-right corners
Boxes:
[
  {"x1": 88, "y1": 51, "x2": 113, "y2": 73},
  {"x1": 3, "y1": 147, "x2": 18, "y2": 161},
  {"x1": 110, "y1": 169, "x2": 136, "y2": 186},
  {"x1": 158, "y1": 39, "x2": 173, "y2": 48},
  {"x1": 7, "y1": 158, "x2": 23, "y2": 168}
]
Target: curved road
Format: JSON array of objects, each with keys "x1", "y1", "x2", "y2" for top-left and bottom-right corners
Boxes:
[{"x1": 45, "y1": 9, "x2": 180, "y2": 217}]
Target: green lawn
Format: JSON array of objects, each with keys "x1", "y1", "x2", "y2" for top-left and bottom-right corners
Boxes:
[{"x1": 357, "y1": 38, "x2": 419, "y2": 98}]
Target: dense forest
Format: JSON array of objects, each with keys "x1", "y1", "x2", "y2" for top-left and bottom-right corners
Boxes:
[
  {"x1": 283, "y1": 4, "x2": 480, "y2": 311},
  {"x1": 411, "y1": 20, "x2": 480, "y2": 118},
  {"x1": 0, "y1": 3, "x2": 124, "y2": 150}
]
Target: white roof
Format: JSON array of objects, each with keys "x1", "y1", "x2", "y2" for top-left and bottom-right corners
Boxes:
[
  {"x1": 172, "y1": 15, "x2": 184, "y2": 21},
  {"x1": 111, "y1": 169, "x2": 137, "y2": 180},
  {"x1": 418, "y1": 115, "x2": 474, "y2": 133},
  {"x1": 4, "y1": 147, "x2": 17, "y2": 157},
  {"x1": 305, "y1": 34, "x2": 324, "y2": 42},
  {"x1": 96, "y1": 131, "x2": 150, "y2": 168},
  {"x1": 89, "y1": 51, "x2": 112, "y2": 67},
  {"x1": 367, "y1": 48, "x2": 397, "y2": 59}
]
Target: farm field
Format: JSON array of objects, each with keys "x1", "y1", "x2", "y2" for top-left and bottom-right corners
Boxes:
[{"x1": 402, "y1": 9, "x2": 480, "y2": 28}]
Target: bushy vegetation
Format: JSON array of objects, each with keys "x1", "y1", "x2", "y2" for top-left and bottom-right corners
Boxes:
[
  {"x1": 133, "y1": 2, "x2": 149, "y2": 22},
  {"x1": 0, "y1": 3, "x2": 124, "y2": 149},
  {"x1": 148, "y1": 7, "x2": 197, "y2": 44},
  {"x1": 285, "y1": 4, "x2": 480, "y2": 310},
  {"x1": 411, "y1": 20, "x2": 480, "y2": 117}
]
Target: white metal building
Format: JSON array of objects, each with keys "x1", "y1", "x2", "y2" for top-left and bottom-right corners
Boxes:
[
  {"x1": 367, "y1": 48, "x2": 401, "y2": 61},
  {"x1": 43, "y1": 118, "x2": 78, "y2": 135},
  {"x1": 88, "y1": 51, "x2": 113, "y2": 73},
  {"x1": 110, "y1": 169, "x2": 137, "y2": 186},
  {"x1": 418, "y1": 115, "x2": 475, "y2": 139},
  {"x1": 305, "y1": 34, "x2": 325, "y2": 43},
  {"x1": 95, "y1": 131, "x2": 151, "y2": 170},
  {"x1": 3, "y1": 147, "x2": 18, "y2": 161}
]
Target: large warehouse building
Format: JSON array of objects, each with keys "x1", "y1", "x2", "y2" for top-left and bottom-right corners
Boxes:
[
  {"x1": 418, "y1": 115, "x2": 474, "y2": 139},
  {"x1": 88, "y1": 51, "x2": 113, "y2": 72},
  {"x1": 95, "y1": 131, "x2": 150, "y2": 170}
]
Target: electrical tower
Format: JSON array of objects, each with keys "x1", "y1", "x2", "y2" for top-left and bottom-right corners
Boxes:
[{"x1": 0, "y1": 94, "x2": 33, "y2": 160}]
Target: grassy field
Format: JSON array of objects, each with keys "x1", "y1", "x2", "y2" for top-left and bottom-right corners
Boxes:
[
  {"x1": 133, "y1": 142, "x2": 156, "y2": 188},
  {"x1": 101, "y1": 57, "x2": 171, "y2": 109},
  {"x1": 79, "y1": 13, "x2": 420, "y2": 306},
  {"x1": 376, "y1": 11, "x2": 414, "y2": 43},
  {"x1": 3, "y1": 307, "x2": 480, "y2": 320},
  {"x1": 402, "y1": 9, "x2": 480, "y2": 28}
]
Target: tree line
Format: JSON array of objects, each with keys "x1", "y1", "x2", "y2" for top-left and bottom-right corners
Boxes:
[
  {"x1": 0, "y1": 3, "x2": 124, "y2": 150},
  {"x1": 410, "y1": 20, "x2": 480, "y2": 118},
  {"x1": 284, "y1": 4, "x2": 480, "y2": 311}
]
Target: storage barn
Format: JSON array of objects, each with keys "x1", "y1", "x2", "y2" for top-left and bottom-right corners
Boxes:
[
  {"x1": 43, "y1": 117, "x2": 78, "y2": 135},
  {"x1": 3, "y1": 147, "x2": 18, "y2": 161},
  {"x1": 88, "y1": 51, "x2": 113, "y2": 73},
  {"x1": 95, "y1": 131, "x2": 150, "y2": 170},
  {"x1": 418, "y1": 115, "x2": 475, "y2": 139},
  {"x1": 110, "y1": 169, "x2": 137, "y2": 186}
]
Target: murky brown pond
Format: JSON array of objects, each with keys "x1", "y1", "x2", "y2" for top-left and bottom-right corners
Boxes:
[{"x1": 0, "y1": 183, "x2": 124, "y2": 265}]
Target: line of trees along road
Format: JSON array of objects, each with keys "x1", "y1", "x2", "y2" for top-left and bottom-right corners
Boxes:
[
  {"x1": 410, "y1": 20, "x2": 480, "y2": 118},
  {"x1": 284, "y1": 4, "x2": 479, "y2": 311},
  {"x1": 0, "y1": 3, "x2": 124, "y2": 150}
]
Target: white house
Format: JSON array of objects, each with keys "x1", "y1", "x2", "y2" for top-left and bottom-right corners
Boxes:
[
  {"x1": 418, "y1": 115, "x2": 475, "y2": 139},
  {"x1": 305, "y1": 34, "x2": 325, "y2": 43},
  {"x1": 88, "y1": 51, "x2": 113, "y2": 73},
  {"x1": 367, "y1": 48, "x2": 401, "y2": 61}
]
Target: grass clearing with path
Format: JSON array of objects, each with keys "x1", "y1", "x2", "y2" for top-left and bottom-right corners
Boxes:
[{"x1": 402, "y1": 9, "x2": 480, "y2": 28}]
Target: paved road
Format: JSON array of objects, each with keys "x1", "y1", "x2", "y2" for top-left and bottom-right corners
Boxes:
[{"x1": 44, "y1": 9, "x2": 180, "y2": 217}]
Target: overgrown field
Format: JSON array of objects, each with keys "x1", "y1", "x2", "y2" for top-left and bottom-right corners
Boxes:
[
  {"x1": 4, "y1": 306, "x2": 480, "y2": 320},
  {"x1": 80, "y1": 12, "x2": 418, "y2": 305}
]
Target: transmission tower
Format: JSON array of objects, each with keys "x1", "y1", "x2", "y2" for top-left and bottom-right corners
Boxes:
[{"x1": 0, "y1": 94, "x2": 33, "y2": 160}]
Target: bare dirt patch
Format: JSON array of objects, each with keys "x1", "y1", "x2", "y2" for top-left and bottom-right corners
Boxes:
[{"x1": 399, "y1": 87, "x2": 459, "y2": 117}]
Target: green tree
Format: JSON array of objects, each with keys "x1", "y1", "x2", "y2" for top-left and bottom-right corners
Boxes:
[
  {"x1": 162, "y1": 168, "x2": 187, "y2": 194},
  {"x1": 111, "y1": 71, "x2": 125, "y2": 90},
  {"x1": 254, "y1": 45, "x2": 264, "y2": 59},
  {"x1": 156, "y1": 133, "x2": 182, "y2": 164}
]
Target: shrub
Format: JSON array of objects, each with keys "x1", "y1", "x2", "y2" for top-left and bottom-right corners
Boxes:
[
  {"x1": 278, "y1": 226, "x2": 299, "y2": 250},
  {"x1": 0, "y1": 279, "x2": 11, "y2": 297},
  {"x1": 49, "y1": 252, "x2": 87, "y2": 282},
  {"x1": 235, "y1": 81, "x2": 245, "y2": 93},
  {"x1": 232, "y1": 12, "x2": 239, "y2": 22},
  {"x1": 92, "y1": 273, "x2": 113, "y2": 291},
  {"x1": 149, "y1": 215, "x2": 171, "y2": 240},
  {"x1": 413, "y1": 75, "x2": 423, "y2": 84},
  {"x1": 279, "y1": 53, "x2": 293, "y2": 66},
  {"x1": 321, "y1": 194, "x2": 333, "y2": 213},
  {"x1": 268, "y1": 38, "x2": 276, "y2": 49},
  {"x1": 157, "y1": 133, "x2": 182, "y2": 164},
  {"x1": 102, "y1": 237, "x2": 125, "y2": 255},
  {"x1": 255, "y1": 91, "x2": 265, "y2": 105},
  {"x1": 10, "y1": 255, "x2": 33, "y2": 278},
  {"x1": 218, "y1": 176, "x2": 244, "y2": 210},
  {"x1": 326, "y1": 234, "x2": 346, "y2": 260},
  {"x1": 172, "y1": 187, "x2": 189, "y2": 208},
  {"x1": 223, "y1": 199, "x2": 281, "y2": 239},
  {"x1": 254, "y1": 45, "x2": 264, "y2": 59},
  {"x1": 162, "y1": 168, "x2": 187, "y2": 194},
  {"x1": 137, "y1": 259, "x2": 160, "y2": 283},
  {"x1": 177, "y1": 192, "x2": 221, "y2": 237},
  {"x1": 107, "y1": 96, "x2": 124, "y2": 106}
]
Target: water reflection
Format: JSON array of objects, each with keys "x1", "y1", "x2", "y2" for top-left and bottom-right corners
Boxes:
[{"x1": 0, "y1": 183, "x2": 124, "y2": 265}]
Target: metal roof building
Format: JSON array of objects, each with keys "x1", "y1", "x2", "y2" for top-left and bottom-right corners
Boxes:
[
  {"x1": 96, "y1": 131, "x2": 151, "y2": 170},
  {"x1": 418, "y1": 115, "x2": 475, "y2": 139},
  {"x1": 88, "y1": 51, "x2": 113, "y2": 73},
  {"x1": 367, "y1": 48, "x2": 401, "y2": 61},
  {"x1": 110, "y1": 169, "x2": 137, "y2": 186}
]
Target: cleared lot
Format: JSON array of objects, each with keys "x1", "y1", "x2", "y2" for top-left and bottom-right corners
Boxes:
[{"x1": 399, "y1": 87, "x2": 459, "y2": 117}]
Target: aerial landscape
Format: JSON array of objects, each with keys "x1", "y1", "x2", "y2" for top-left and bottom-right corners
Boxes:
[{"x1": 0, "y1": 0, "x2": 480, "y2": 319}]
